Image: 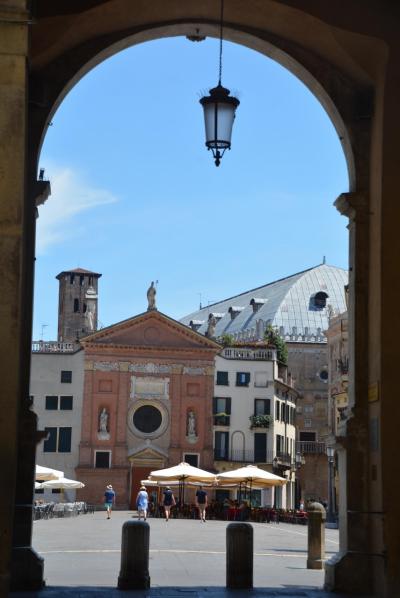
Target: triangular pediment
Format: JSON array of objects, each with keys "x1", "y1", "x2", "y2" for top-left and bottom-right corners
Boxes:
[{"x1": 81, "y1": 310, "x2": 221, "y2": 351}]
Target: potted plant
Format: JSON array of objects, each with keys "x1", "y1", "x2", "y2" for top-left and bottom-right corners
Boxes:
[{"x1": 249, "y1": 414, "x2": 273, "y2": 428}]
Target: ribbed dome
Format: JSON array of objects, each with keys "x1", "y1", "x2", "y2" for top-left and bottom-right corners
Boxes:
[{"x1": 180, "y1": 264, "x2": 347, "y2": 343}]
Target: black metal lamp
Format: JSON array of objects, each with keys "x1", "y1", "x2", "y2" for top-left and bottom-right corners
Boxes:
[{"x1": 199, "y1": 0, "x2": 239, "y2": 166}]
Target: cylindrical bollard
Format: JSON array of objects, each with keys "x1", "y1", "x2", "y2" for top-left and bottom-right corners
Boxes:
[
  {"x1": 226, "y1": 522, "x2": 253, "y2": 589},
  {"x1": 307, "y1": 501, "x2": 326, "y2": 569},
  {"x1": 118, "y1": 520, "x2": 150, "y2": 589}
]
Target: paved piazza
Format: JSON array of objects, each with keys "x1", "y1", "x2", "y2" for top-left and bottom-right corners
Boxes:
[{"x1": 12, "y1": 510, "x2": 362, "y2": 597}]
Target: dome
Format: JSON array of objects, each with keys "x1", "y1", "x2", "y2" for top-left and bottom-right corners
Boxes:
[{"x1": 180, "y1": 264, "x2": 348, "y2": 343}]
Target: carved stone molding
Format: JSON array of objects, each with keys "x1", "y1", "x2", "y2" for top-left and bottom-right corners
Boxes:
[{"x1": 334, "y1": 192, "x2": 369, "y2": 221}]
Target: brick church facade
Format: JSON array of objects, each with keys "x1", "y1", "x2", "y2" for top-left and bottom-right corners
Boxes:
[{"x1": 76, "y1": 309, "x2": 220, "y2": 508}]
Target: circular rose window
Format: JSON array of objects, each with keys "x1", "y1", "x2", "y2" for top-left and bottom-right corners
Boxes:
[{"x1": 133, "y1": 405, "x2": 162, "y2": 433}]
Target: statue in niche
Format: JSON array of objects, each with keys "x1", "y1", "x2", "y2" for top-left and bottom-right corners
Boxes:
[
  {"x1": 187, "y1": 410, "x2": 196, "y2": 437},
  {"x1": 98, "y1": 407, "x2": 110, "y2": 440},
  {"x1": 206, "y1": 315, "x2": 217, "y2": 338},
  {"x1": 85, "y1": 301, "x2": 96, "y2": 331},
  {"x1": 147, "y1": 281, "x2": 157, "y2": 311}
]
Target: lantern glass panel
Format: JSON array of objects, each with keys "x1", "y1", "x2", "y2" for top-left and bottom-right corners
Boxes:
[{"x1": 203, "y1": 102, "x2": 236, "y2": 149}]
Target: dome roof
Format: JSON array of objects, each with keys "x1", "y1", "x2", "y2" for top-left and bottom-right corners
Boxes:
[{"x1": 180, "y1": 264, "x2": 348, "y2": 343}]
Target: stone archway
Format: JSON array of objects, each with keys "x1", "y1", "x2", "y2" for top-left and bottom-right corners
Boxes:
[{"x1": 3, "y1": 1, "x2": 397, "y2": 595}]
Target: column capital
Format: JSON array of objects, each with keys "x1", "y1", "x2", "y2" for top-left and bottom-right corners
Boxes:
[{"x1": 334, "y1": 192, "x2": 369, "y2": 221}]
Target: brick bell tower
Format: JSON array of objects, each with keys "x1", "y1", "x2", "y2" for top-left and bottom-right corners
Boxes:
[{"x1": 56, "y1": 268, "x2": 101, "y2": 342}]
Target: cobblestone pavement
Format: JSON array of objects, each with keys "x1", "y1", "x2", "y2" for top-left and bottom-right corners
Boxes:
[{"x1": 11, "y1": 511, "x2": 371, "y2": 597}]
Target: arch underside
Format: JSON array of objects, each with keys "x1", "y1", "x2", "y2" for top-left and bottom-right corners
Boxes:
[{"x1": 29, "y1": 1, "x2": 381, "y2": 193}]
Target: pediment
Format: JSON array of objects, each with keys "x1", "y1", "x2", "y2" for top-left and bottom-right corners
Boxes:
[{"x1": 82, "y1": 310, "x2": 220, "y2": 351}]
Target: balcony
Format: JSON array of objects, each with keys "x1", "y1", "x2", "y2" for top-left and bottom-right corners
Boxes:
[
  {"x1": 32, "y1": 341, "x2": 78, "y2": 353},
  {"x1": 222, "y1": 347, "x2": 277, "y2": 361},
  {"x1": 213, "y1": 415, "x2": 230, "y2": 426},
  {"x1": 296, "y1": 440, "x2": 326, "y2": 454}
]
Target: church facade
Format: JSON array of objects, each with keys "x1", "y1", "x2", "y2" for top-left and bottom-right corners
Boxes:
[{"x1": 76, "y1": 309, "x2": 220, "y2": 508}]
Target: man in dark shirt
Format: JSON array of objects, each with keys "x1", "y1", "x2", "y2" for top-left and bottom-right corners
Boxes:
[{"x1": 195, "y1": 486, "x2": 208, "y2": 522}]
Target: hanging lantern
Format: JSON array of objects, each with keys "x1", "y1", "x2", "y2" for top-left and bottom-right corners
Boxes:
[
  {"x1": 200, "y1": 84, "x2": 239, "y2": 166},
  {"x1": 199, "y1": 0, "x2": 240, "y2": 166}
]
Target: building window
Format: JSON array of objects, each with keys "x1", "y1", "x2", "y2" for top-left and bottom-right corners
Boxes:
[
  {"x1": 214, "y1": 431, "x2": 229, "y2": 460},
  {"x1": 70, "y1": 274, "x2": 75, "y2": 284},
  {"x1": 276, "y1": 434, "x2": 284, "y2": 454},
  {"x1": 314, "y1": 291, "x2": 329, "y2": 308},
  {"x1": 319, "y1": 369, "x2": 329, "y2": 382},
  {"x1": 43, "y1": 427, "x2": 57, "y2": 452},
  {"x1": 61, "y1": 370, "x2": 72, "y2": 383},
  {"x1": 80, "y1": 275, "x2": 84, "y2": 286},
  {"x1": 254, "y1": 398, "x2": 270, "y2": 416},
  {"x1": 304, "y1": 405, "x2": 314, "y2": 413},
  {"x1": 213, "y1": 397, "x2": 231, "y2": 426},
  {"x1": 304, "y1": 419, "x2": 312, "y2": 428},
  {"x1": 45, "y1": 396, "x2": 58, "y2": 410},
  {"x1": 95, "y1": 451, "x2": 111, "y2": 468},
  {"x1": 73, "y1": 298, "x2": 79, "y2": 313},
  {"x1": 184, "y1": 453, "x2": 199, "y2": 467},
  {"x1": 236, "y1": 372, "x2": 250, "y2": 386},
  {"x1": 60, "y1": 396, "x2": 73, "y2": 410},
  {"x1": 275, "y1": 400, "x2": 280, "y2": 420},
  {"x1": 254, "y1": 372, "x2": 268, "y2": 387},
  {"x1": 58, "y1": 427, "x2": 72, "y2": 452},
  {"x1": 216, "y1": 371, "x2": 229, "y2": 385},
  {"x1": 254, "y1": 433, "x2": 267, "y2": 462},
  {"x1": 299, "y1": 431, "x2": 316, "y2": 442},
  {"x1": 133, "y1": 405, "x2": 162, "y2": 434}
]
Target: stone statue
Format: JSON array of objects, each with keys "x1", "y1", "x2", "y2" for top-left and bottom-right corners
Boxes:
[
  {"x1": 187, "y1": 410, "x2": 196, "y2": 437},
  {"x1": 147, "y1": 281, "x2": 157, "y2": 311},
  {"x1": 99, "y1": 408, "x2": 108, "y2": 433},
  {"x1": 85, "y1": 301, "x2": 96, "y2": 331},
  {"x1": 206, "y1": 315, "x2": 217, "y2": 338}
]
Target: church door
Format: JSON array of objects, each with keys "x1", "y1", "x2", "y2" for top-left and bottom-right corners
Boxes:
[{"x1": 130, "y1": 467, "x2": 153, "y2": 509}]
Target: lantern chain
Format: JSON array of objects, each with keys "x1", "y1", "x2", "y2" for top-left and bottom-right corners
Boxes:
[{"x1": 218, "y1": 0, "x2": 224, "y2": 85}]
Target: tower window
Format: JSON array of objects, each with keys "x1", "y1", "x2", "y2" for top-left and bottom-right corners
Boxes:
[
  {"x1": 70, "y1": 274, "x2": 75, "y2": 284},
  {"x1": 74, "y1": 298, "x2": 79, "y2": 312},
  {"x1": 314, "y1": 291, "x2": 329, "y2": 308},
  {"x1": 80, "y1": 275, "x2": 84, "y2": 286}
]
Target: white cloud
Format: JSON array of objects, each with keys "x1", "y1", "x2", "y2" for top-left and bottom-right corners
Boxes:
[{"x1": 36, "y1": 166, "x2": 118, "y2": 255}]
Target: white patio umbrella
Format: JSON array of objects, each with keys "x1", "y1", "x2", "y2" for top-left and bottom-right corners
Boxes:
[
  {"x1": 39, "y1": 476, "x2": 85, "y2": 489},
  {"x1": 35, "y1": 465, "x2": 64, "y2": 481},
  {"x1": 216, "y1": 464, "x2": 287, "y2": 487},
  {"x1": 149, "y1": 462, "x2": 217, "y2": 505},
  {"x1": 149, "y1": 462, "x2": 216, "y2": 484},
  {"x1": 216, "y1": 464, "x2": 287, "y2": 505},
  {"x1": 34, "y1": 481, "x2": 42, "y2": 489}
]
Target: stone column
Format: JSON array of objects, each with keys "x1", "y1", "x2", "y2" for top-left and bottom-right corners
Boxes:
[
  {"x1": 0, "y1": 1, "x2": 44, "y2": 592},
  {"x1": 325, "y1": 192, "x2": 371, "y2": 593},
  {"x1": 118, "y1": 521, "x2": 150, "y2": 589},
  {"x1": 226, "y1": 523, "x2": 253, "y2": 589}
]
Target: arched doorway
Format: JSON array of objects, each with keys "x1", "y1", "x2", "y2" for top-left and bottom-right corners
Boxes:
[{"x1": 4, "y1": 1, "x2": 392, "y2": 594}]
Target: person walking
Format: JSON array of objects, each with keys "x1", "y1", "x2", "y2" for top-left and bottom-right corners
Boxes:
[
  {"x1": 162, "y1": 486, "x2": 175, "y2": 522},
  {"x1": 136, "y1": 485, "x2": 149, "y2": 521},
  {"x1": 195, "y1": 486, "x2": 208, "y2": 522},
  {"x1": 104, "y1": 484, "x2": 115, "y2": 519}
]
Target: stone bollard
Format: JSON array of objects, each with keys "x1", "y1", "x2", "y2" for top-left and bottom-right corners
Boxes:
[
  {"x1": 307, "y1": 501, "x2": 326, "y2": 570},
  {"x1": 226, "y1": 522, "x2": 253, "y2": 589},
  {"x1": 118, "y1": 520, "x2": 150, "y2": 589}
]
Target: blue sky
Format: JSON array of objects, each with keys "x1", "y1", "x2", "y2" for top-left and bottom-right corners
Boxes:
[{"x1": 34, "y1": 36, "x2": 349, "y2": 340}]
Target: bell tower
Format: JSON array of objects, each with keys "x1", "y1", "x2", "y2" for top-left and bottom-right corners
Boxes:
[{"x1": 56, "y1": 268, "x2": 102, "y2": 342}]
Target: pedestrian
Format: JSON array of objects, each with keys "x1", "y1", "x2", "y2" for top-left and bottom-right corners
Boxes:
[
  {"x1": 162, "y1": 486, "x2": 175, "y2": 522},
  {"x1": 136, "y1": 485, "x2": 149, "y2": 521},
  {"x1": 104, "y1": 484, "x2": 115, "y2": 519},
  {"x1": 195, "y1": 485, "x2": 208, "y2": 522}
]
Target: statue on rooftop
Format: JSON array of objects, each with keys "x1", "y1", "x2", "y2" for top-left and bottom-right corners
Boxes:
[
  {"x1": 147, "y1": 281, "x2": 157, "y2": 311},
  {"x1": 206, "y1": 314, "x2": 217, "y2": 338}
]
